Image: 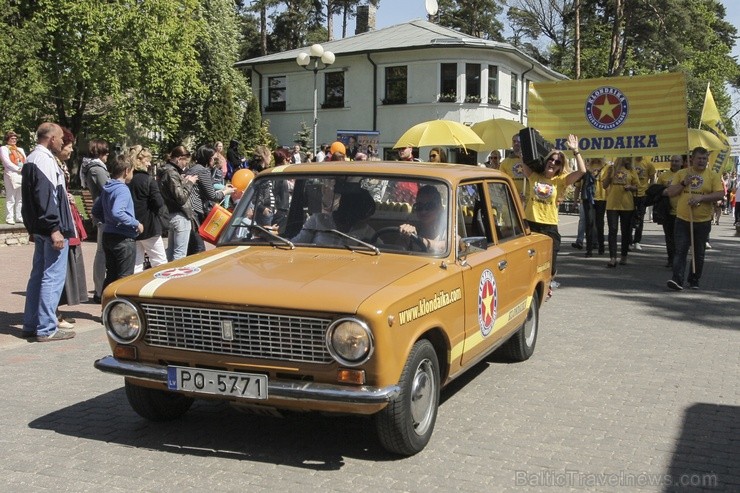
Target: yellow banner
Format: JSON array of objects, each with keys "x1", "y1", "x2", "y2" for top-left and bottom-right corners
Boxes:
[
  {"x1": 700, "y1": 85, "x2": 731, "y2": 172},
  {"x1": 528, "y1": 73, "x2": 688, "y2": 158}
]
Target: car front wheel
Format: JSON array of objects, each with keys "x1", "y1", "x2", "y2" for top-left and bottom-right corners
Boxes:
[
  {"x1": 375, "y1": 339, "x2": 440, "y2": 456},
  {"x1": 124, "y1": 380, "x2": 194, "y2": 421}
]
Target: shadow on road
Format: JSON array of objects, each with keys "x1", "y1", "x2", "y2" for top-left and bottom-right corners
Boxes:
[{"x1": 663, "y1": 403, "x2": 739, "y2": 492}]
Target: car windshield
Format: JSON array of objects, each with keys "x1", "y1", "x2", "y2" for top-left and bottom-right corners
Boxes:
[{"x1": 220, "y1": 174, "x2": 450, "y2": 256}]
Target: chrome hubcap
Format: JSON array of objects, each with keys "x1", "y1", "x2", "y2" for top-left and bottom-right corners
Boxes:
[{"x1": 410, "y1": 359, "x2": 435, "y2": 434}]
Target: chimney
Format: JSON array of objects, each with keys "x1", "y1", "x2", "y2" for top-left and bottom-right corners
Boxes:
[{"x1": 355, "y1": 5, "x2": 376, "y2": 35}]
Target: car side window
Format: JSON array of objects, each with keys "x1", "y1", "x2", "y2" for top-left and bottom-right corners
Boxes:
[
  {"x1": 487, "y1": 182, "x2": 524, "y2": 242},
  {"x1": 457, "y1": 182, "x2": 492, "y2": 251}
]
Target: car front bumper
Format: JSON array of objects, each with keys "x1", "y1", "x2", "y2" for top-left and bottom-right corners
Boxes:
[{"x1": 94, "y1": 355, "x2": 400, "y2": 405}]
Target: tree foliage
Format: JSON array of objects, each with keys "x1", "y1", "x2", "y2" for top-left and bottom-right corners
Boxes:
[{"x1": 437, "y1": 0, "x2": 506, "y2": 41}]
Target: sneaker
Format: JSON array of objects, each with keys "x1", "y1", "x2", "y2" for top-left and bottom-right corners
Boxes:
[
  {"x1": 35, "y1": 329, "x2": 76, "y2": 342},
  {"x1": 705, "y1": 242, "x2": 712, "y2": 249},
  {"x1": 633, "y1": 242, "x2": 642, "y2": 251},
  {"x1": 6, "y1": 220, "x2": 15, "y2": 225},
  {"x1": 688, "y1": 282, "x2": 699, "y2": 290},
  {"x1": 585, "y1": 251, "x2": 593, "y2": 258},
  {"x1": 666, "y1": 280, "x2": 683, "y2": 291},
  {"x1": 57, "y1": 319, "x2": 75, "y2": 329},
  {"x1": 550, "y1": 280, "x2": 560, "y2": 289},
  {"x1": 571, "y1": 242, "x2": 583, "y2": 250}
]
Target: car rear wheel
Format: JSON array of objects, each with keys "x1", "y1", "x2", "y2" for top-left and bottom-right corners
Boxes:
[
  {"x1": 125, "y1": 380, "x2": 194, "y2": 421},
  {"x1": 502, "y1": 290, "x2": 540, "y2": 362},
  {"x1": 375, "y1": 339, "x2": 439, "y2": 456}
]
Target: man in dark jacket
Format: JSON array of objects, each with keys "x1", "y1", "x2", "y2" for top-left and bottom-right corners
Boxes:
[{"x1": 20, "y1": 122, "x2": 76, "y2": 342}]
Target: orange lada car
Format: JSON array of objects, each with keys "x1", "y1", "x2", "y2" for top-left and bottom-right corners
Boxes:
[{"x1": 95, "y1": 161, "x2": 553, "y2": 456}]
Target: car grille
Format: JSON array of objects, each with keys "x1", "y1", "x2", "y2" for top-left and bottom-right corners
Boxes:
[{"x1": 141, "y1": 303, "x2": 334, "y2": 364}]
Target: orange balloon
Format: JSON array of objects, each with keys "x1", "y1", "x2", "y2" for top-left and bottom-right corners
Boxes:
[{"x1": 231, "y1": 169, "x2": 254, "y2": 191}]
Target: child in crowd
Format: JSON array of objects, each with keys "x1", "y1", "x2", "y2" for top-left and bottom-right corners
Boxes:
[{"x1": 92, "y1": 154, "x2": 143, "y2": 291}]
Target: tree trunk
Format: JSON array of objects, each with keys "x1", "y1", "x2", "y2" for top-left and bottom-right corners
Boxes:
[
  {"x1": 327, "y1": 1, "x2": 334, "y2": 41},
  {"x1": 608, "y1": 0, "x2": 625, "y2": 76},
  {"x1": 574, "y1": 0, "x2": 581, "y2": 79},
  {"x1": 260, "y1": 4, "x2": 267, "y2": 55}
]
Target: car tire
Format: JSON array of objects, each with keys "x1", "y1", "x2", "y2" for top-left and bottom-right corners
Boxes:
[
  {"x1": 125, "y1": 380, "x2": 194, "y2": 421},
  {"x1": 375, "y1": 339, "x2": 439, "y2": 456},
  {"x1": 502, "y1": 290, "x2": 540, "y2": 362}
]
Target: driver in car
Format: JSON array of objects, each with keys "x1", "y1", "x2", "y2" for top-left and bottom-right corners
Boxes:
[
  {"x1": 399, "y1": 185, "x2": 447, "y2": 253},
  {"x1": 291, "y1": 188, "x2": 378, "y2": 246}
]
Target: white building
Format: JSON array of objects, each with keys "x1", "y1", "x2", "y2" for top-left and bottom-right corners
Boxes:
[{"x1": 236, "y1": 18, "x2": 566, "y2": 161}]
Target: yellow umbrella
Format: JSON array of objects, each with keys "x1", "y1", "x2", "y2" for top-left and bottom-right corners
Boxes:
[
  {"x1": 469, "y1": 118, "x2": 525, "y2": 151},
  {"x1": 393, "y1": 119, "x2": 484, "y2": 150},
  {"x1": 688, "y1": 128, "x2": 725, "y2": 151}
]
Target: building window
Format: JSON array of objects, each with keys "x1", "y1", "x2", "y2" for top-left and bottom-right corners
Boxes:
[
  {"x1": 323, "y1": 71, "x2": 344, "y2": 108},
  {"x1": 383, "y1": 66, "x2": 407, "y2": 104},
  {"x1": 439, "y1": 63, "x2": 457, "y2": 102},
  {"x1": 510, "y1": 72, "x2": 519, "y2": 109},
  {"x1": 487, "y1": 65, "x2": 499, "y2": 104},
  {"x1": 266, "y1": 76, "x2": 286, "y2": 111},
  {"x1": 465, "y1": 63, "x2": 481, "y2": 103}
]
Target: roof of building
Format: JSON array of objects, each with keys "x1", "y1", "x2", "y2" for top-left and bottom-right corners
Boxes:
[{"x1": 235, "y1": 20, "x2": 566, "y2": 80}]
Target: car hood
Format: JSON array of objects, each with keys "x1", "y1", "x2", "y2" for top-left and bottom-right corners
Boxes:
[{"x1": 107, "y1": 246, "x2": 431, "y2": 314}]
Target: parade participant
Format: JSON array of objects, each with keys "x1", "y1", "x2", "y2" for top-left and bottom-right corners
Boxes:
[
  {"x1": 521, "y1": 134, "x2": 585, "y2": 278},
  {"x1": 630, "y1": 156, "x2": 656, "y2": 250},
  {"x1": 500, "y1": 133, "x2": 526, "y2": 201},
  {"x1": 399, "y1": 185, "x2": 447, "y2": 254},
  {"x1": 602, "y1": 157, "x2": 639, "y2": 268},
  {"x1": 656, "y1": 155, "x2": 684, "y2": 268},
  {"x1": 665, "y1": 147, "x2": 724, "y2": 290},
  {"x1": 428, "y1": 147, "x2": 447, "y2": 163},
  {"x1": 572, "y1": 157, "x2": 607, "y2": 257},
  {"x1": 482, "y1": 150, "x2": 501, "y2": 169}
]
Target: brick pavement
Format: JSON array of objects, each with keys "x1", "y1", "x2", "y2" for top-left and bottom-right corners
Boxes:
[{"x1": 0, "y1": 216, "x2": 737, "y2": 492}]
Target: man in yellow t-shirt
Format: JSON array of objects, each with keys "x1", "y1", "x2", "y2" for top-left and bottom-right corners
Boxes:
[
  {"x1": 656, "y1": 155, "x2": 684, "y2": 267},
  {"x1": 500, "y1": 134, "x2": 527, "y2": 203},
  {"x1": 664, "y1": 147, "x2": 724, "y2": 290},
  {"x1": 603, "y1": 159, "x2": 639, "y2": 267},
  {"x1": 630, "y1": 156, "x2": 656, "y2": 250}
]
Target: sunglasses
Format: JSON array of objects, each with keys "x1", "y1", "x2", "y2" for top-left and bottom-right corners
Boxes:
[
  {"x1": 429, "y1": 153, "x2": 438, "y2": 158},
  {"x1": 490, "y1": 156, "x2": 500, "y2": 160},
  {"x1": 413, "y1": 201, "x2": 437, "y2": 212},
  {"x1": 548, "y1": 157, "x2": 563, "y2": 166}
]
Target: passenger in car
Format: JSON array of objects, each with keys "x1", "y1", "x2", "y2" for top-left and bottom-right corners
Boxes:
[
  {"x1": 399, "y1": 185, "x2": 447, "y2": 253},
  {"x1": 291, "y1": 188, "x2": 377, "y2": 245}
]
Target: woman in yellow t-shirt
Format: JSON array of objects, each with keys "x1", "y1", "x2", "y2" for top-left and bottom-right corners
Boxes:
[
  {"x1": 602, "y1": 157, "x2": 639, "y2": 267},
  {"x1": 522, "y1": 134, "x2": 586, "y2": 277}
]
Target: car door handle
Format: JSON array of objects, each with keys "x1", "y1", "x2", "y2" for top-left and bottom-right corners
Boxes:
[
  {"x1": 528, "y1": 249, "x2": 536, "y2": 257},
  {"x1": 498, "y1": 260, "x2": 507, "y2": 271}
]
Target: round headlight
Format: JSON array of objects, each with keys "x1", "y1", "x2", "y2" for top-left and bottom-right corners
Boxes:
[
  {"x1": 103, "y1": 299, "x2": 142, "y2": 343},
  {"x1": 326, "y1": 318, "x2": 373, "y2": 366}
]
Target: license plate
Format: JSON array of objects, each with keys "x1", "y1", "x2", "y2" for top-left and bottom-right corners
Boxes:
[{"x1": 167, "y1": 366, "x2": 268, "y2": 400}]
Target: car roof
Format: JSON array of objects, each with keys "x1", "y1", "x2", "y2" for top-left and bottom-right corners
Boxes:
[{"x1": 266, "y1": 161, "x2": 512, "y2": 186}]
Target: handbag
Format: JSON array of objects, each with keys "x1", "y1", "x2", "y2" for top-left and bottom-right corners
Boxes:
[{"x1": 198, "y1": 201, "x2": 232, "y2": 244}]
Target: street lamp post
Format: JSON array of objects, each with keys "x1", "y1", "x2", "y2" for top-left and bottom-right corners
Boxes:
[{"x1": 296, "y1": 44, "x2": 335, "y2": 155}]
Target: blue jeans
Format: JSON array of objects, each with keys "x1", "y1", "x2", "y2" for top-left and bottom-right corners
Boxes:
[
  {"x1": 575, "y1": 204, "x2": 586, "y2": 244},
  {"x1": 23, "y1": 235, "x2": 69, "y2": 337},
  {"x1": 672, "y1": 218, "x2": 711, "y2": 286},
  {"x1": 166, "y1": 212, "x2": 191, "y2": 261}
]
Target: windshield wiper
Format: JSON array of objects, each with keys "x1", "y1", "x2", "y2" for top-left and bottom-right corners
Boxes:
[
  {"x1": 247, "y1": 224, "x2": 295, "y2": 249},
  {"x1": 326, "y1": 229, "x2": 380, "y2": 255}
]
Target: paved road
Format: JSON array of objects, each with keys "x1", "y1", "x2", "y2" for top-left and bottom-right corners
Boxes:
[{"x1": 1, "y1": 216, "x2": 737, "y2": 492}]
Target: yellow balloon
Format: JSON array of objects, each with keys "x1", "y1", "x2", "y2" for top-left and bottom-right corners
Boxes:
[{"x1": 231, "y1": 169, "x2": 254, "y2": 191}]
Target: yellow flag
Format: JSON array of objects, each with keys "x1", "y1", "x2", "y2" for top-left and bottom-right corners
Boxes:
[
  {"x1": 528, "y1": 73, "x2": 688, "y2": 158},
  {"x1": 700, "y1": 84, "x2": 731, "y2": 172}
]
